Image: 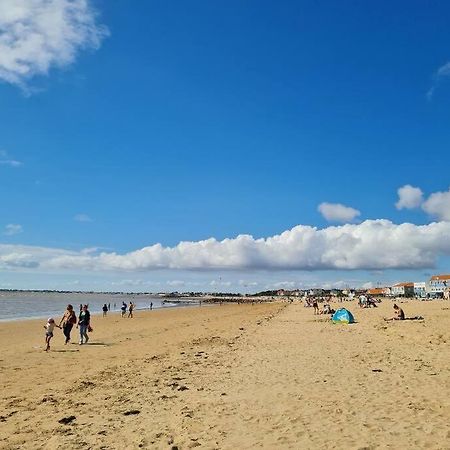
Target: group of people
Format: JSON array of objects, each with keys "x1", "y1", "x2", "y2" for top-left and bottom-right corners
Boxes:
[
  {"x1": 303, "y1": 295, "x2": 408, "y2": 322},
  {"x1": 120, "y1": 301, "x2": 136, "y2": 318},
  {"x1": 44, "y1": 304, "x2": 91, "y2": 351},
  {"x1": 358, "y1": 295, "x2": 378, "y2": 308},
  {"x1": 44, "y1": 299, "x2": 156, "y2": 351},
  {"x1": 306, "y1": 297, "x2": 336, "y2": 315}
]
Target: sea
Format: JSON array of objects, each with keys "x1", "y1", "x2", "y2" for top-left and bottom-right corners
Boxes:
[{"x1": 0, "y1": 291, "x2": 197, "y2": 322}]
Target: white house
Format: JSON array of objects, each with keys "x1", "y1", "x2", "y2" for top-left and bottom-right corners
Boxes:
[
  {"x1": 414, "y1": 282, "x2": 426, "y2": 298},
  {"x1": 391, "y1": 282, "x2": 414, "y2": 297},
  {"x1": 427, "y1": 274, "x2": 450, "y2": 297}
]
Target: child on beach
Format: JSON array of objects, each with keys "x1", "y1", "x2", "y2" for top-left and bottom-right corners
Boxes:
[{"x1": 44, "y1": 318, "x2": 60, "y2": 351}]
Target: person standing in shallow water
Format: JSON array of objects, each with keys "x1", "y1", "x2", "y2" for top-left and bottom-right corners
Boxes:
[
  {"x1": 59, "y1": 304, "x2": 76, "y2": 345},
  {"x1": 78, "y1": 304, "x2": 91, "y2": 345},
  {"x1": 102, "y1": 304, "x2": 108, "y2": 317}
]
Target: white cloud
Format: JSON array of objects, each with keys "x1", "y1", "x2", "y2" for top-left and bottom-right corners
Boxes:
[
  {"x1": 238, "y1": 280, "x2": 259, "y2": 287},
  {"x1": 271, "y1": 281, "x2": 296, "y2": 289},
  {"x1": 318, "y1": 202, "x2": 360, "y2": 223},
  {"x1": 0, "y1": 0, "x2": 108, "y2": 90},
  {"x1": 74, "y1": 213, "x2": 92, "y2": 222},
  {"x1": 422, "y1": 187, "x2": 450, "y2": 221},
  {"x1": 3, "y1": 224, "x2": 23, "y2": 236},
  {"x1": 0, "y1": 150, "x2": 22, "y2": 167},
  {"x1": 210, "y1": 280, "x2": 232, "y2": 287},
  {"x1": 395, "y1": 184, "x2": 424, "y2": 210},
  {"x1": 427, "y1": 61, "x2": 450, "y2": 100},
  {"x1": 111, "y1": 279, "x2": 160, "y2": 287},
  {"x1": 2, "y1": 220, "x2": 450, "y2": 272},
  {"x1": 167, "y1": 280, "x2": 186, "y2": 287}
]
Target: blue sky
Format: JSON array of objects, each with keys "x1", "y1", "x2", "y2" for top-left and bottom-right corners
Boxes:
[{"x1": 1, "y1": 0, "x2": 450, "y2": 292}]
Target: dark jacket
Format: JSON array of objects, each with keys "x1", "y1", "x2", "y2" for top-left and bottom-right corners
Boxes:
[{"x1": 78, "y1": 310, "x2": 90, "y2": 325}]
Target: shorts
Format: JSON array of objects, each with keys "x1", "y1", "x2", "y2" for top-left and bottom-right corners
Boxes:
[{"x1": 46, "y1": 332, "x2": 53, "y2": 337}]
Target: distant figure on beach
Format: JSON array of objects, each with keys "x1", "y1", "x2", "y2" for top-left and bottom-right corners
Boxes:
[
  {"x1": 321, "y1": 303, "x2": 334, "y2": 315},
  {"x1": 121, "y1": 302, "x2": 127, "y2": 318},
  {"x1": 128, "y1": 302, "x2": 134, "y2": 318},
  {"x1": 312, "y1": 298, "x2": 319, "y2": 315},
  {"x1": 385, "y1": 304, "x2": 405, "y2": 321},
  {"x1": 150, "y1": 302, "x2": 153, "y2": 310},
  {"x1": 393, "y1": 304, "x2": 405, "y2": 320},
  {"x1": 108, "y1": 303, "x2": 111, "y2": 311},
  {"x1": 79, "y1": 303, "x2": 83, "y2": 312},
  {"x1": 44, "y1": 318, "x2": 60, "y2": 351},
  {"x1": 102, "y1": 304, "x2": 108, "y2": 317},
  {"x1": 358, "y1": 295, "x2": 367, "y2": 308},
  {"x1": 59, "y1": 304, "x2": 76, "y2": 345},
  {"x1": 78, "y1": 304, "x2": 91, "y2": 344}
]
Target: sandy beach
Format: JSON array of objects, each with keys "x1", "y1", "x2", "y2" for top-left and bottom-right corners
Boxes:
[{"x1": 0, "y1": 300, "x2": 449, "y2": 449}]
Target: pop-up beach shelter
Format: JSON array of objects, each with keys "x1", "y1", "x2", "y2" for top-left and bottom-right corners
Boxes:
[{"x1": 332, "y1": 308, "x2": 355, "y2": 324}]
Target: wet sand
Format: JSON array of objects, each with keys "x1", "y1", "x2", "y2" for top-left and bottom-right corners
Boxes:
[{"x1": 0, "y1": 300, "x2": 449, "y2": 449}]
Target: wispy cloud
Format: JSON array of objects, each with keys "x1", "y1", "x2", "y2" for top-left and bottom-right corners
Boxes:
[
  {"x1": 74, "y1": 214, "x2": 93, "y2": 222},
  {"x1": 0, "y1": 0, "x2": 109, "y2": 92},
  {"x1": 167, "y1": 280, "x2": 186, "y2": 287},
  {"x1": 0, "y1": 150, "x2": 22, "y2": 167},
  {"x1": 318, "y1": 202, "x2": 360, "y2": 223},
  {"x1": 427, "y1": 61, "x2": 450, "y2": 100},
  {"x1": 3, "y1": 224, "x2": 23, "y2": 236}
]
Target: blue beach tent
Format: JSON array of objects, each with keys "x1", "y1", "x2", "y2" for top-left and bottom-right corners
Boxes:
[{"x1": 332, "y1": 308, "x2": 355, "y2": 324}]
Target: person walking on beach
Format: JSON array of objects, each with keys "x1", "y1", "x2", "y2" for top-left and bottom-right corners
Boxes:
[
  {"x1": 150, "y1": 302, "x2": 153, "y2": 310},
  {"x1": 121, "y1": 301, "x2": 127, "y2": 318},
  {"x1": 102, "y1": 303, "x2": 108, "y2": 317},
  {"x1": 77, "y1": 304, "x2": 91, "y2": 345},
  {"x1": 128, "y1": 301, "x2": 134, "y2": 318},
  {"x1": 312, "y1": 298, "x2": 319, "y2": 315},
  {"x1": 58, "y1": 304, "x2": 76, "y2": 345},
  {"x1": 44, "y1": 318, "x2": 60, "y2": 351}
]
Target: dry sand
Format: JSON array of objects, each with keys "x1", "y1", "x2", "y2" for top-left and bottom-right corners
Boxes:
[{"x1": 0, "y1": 300, "x2": 449, "y2": 449}]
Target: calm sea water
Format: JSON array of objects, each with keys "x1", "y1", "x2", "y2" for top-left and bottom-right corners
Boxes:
[{"x1": 0, "y1": 292, "x2": 195, "y2": 322}]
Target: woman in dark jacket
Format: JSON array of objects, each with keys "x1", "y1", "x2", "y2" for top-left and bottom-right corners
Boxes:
[{"x1": 78, "y1": 304, "x2": 91, "y2": 345}]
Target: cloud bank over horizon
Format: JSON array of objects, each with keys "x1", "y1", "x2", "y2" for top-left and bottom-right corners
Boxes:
[
  {"x1": 1, "y1": 219, "x2": 450, "y2": 274},
  {"x1": 0, "y1": 0, "x2": 108, "y2": 90}
]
